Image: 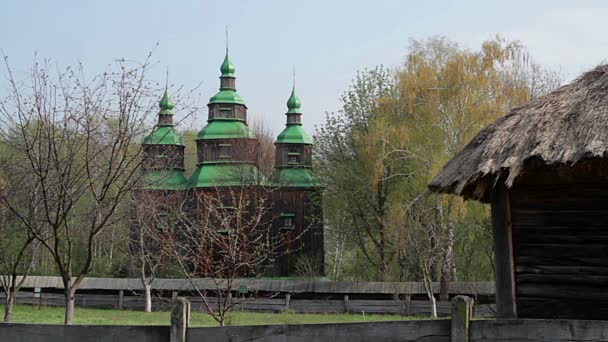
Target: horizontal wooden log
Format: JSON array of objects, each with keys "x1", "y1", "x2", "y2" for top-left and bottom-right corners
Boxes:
[
  {"x1": 515, "y1": 243, "x2": 608, "y2": 258},
  {"x1": 516, "y1": 297, "x2": 608, "y2": 319},
  {"x1": 511, "y1": 212, "x2": 608, "y2": 228},
  {"x1": 471, "y1": 319, "x2": 608, "y2": 341},
  {"x1": 187, "y1": 320, "x2": 451, "y2": 342},
  {"x1": 515, "y1": 232, "x2": 608, "y2": 244},
  {"x1": 517, "y1": 283, "x2": 608, "y2": 300},
  {"x1": 516, "y1": 264, "x2": 608, "y2": 275},
  {"x1": 516, "y1": 273, "x2": 608, "y2": 286},
  {"x1": 516, "y1": 255, "x2": 608, "y2": 267}
]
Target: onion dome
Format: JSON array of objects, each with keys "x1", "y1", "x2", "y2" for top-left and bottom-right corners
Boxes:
[
  {"x1": 208, "y1": 50, "x2": 246, "y2": 105},
  {"x1": 286, "y1": 87, "x2": 302, "y2": 114},
  {"x1": 143, "y1": 88, "x2": 183, "y2": 146},
  {"x1": 159, "y1": 88, "x2": 175, "y2": 115},
  {"x1": 275, "y1": 86, "x2": 312, "y2": 144},
  {"x1": 220, "y1": 50, "x2": 235, "y2": 77}
]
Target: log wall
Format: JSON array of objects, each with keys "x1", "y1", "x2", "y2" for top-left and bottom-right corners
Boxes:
[{"x1": 510, "y1": 171, "x2": 608, "y2": 319}]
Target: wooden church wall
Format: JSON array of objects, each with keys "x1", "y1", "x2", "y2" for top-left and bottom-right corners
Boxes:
[{"x1": 272, "y1": 188, "x2": 324, "y2": 276}]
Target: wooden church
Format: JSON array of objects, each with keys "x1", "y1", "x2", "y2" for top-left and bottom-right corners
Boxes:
[
  {"x1": 133, "y1": 50, "x2": 324, "y2": 277},
  {"x1": 430, "y1": 65, "x2": 608, "y2": 320}
]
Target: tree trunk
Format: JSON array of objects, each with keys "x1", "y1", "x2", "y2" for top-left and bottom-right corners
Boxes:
[
  {"x1": 144, "y1": 283, "x2": 152, "y2": 313},
  {"x1": 440, "y1": 226, "x2": 456, "y2": 301},
  {"x1": 440, "y1": 270, "x2": 450, "y2": 301},
  {"x1": 64, "y1": 288, "x2": 76, "y2": 325},
  {"x1": 3, "y1": 291, "x2": 16, "y2": 323},
  {"x1": 430, "y1": 294, "x2": 437, "y2": 319},
  {"x1": 422, "y1": 271, "x2": 438, "y2": 319}
]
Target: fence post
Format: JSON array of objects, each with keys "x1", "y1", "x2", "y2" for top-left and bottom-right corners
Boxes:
[
  {"x1": 118, "y1": 290, "x2": 124, "y2": 310},
  {"x1": 451, "y1": 295, "x2": 473, "y2": 342},
  {"x1": 343, "y1": 295, "x2": 350, "y2": 313},
  {"x1": 170, "y1": 297, "x2": 190, "y2": 342},
  {"x1": 285, "y1": 293, "x2": 291, "y2": 312}
]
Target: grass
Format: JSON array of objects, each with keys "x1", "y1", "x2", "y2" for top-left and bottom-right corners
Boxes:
[{"x1": 1, "y1": 304, "x2": 416, "y2": 327}]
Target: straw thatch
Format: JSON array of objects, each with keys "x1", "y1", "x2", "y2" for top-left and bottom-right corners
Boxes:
[{"x1": 429, "y1": 64, "x2": 608, "y2": 202}]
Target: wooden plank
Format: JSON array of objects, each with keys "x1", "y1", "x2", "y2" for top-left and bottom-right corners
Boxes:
[
  {"x1": 516, "y1": 255, "x2": 608, "y2": 267},
  {"x1": 8, "y1": 290, "x2": 493, "y2": 317},
  {"x1": 516, "y1": 243, "x2": 608, "y2": 258},
  {"x1": 471, "y1": 319, "x2": 608, "y2": 342},
  {"x1": 515, "y1": 265, "x2": 608, "y2": 275},
  {"x1": 517, "y1": 298, "x2": 608, "y2": 319},
  {"x1": 7, "y1": 275, "x2": 494, "y2": 295},
  {"x1": 517, "y1": 283, "x2": 608, "y2": 300},
  {"x1": 516, "y1": 273, "x2": 608, "y2": 286},
  {"x1": 490, "y1": 183, "x2": 517, "y2": 319},
  {"x1": 187, "y1": 320, "x2": 451, "y2": 342}
]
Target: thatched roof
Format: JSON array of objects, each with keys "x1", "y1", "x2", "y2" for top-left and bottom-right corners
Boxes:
[{"x1": 429, "y1": 64, "x2": 608, "y2": 202}]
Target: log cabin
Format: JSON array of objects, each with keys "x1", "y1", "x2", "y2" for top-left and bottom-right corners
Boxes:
[{"x1": 429, "y1": 65, "x2": 608, "y2": 320}]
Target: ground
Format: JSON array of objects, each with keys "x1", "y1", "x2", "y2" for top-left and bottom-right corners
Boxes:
[{"x1": 1, "y1": 304, "x2": 415, "y2": 326}]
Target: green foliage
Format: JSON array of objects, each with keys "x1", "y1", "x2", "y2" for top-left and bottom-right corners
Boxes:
[{"x1": 317, "y1": 36, "x2": 562, "y2": 283}]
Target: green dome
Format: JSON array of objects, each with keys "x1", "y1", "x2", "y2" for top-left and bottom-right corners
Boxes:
[
  {"x1": 273, "y1": 168, "x2": 320, "y2": 188},
  {"x1": 189, "y1": 163, "x2": 266, "y2": 188},
  {"x1": 286, "y1": 87, "x2": 302, "y2": 114},
  {"x1": 197, "y1": 120, "x2": 256, "y2": 140},
  {"x1": 142, "y1": 169, "x2": 188, "y2": 190},
  {"x1": 220, "y1": 50, "x2": 235, "y2": 77},
  {"x1": 275, "y1": 125, "x2": 312, "y2": 144},
  {"x1": 143, "y1": 126, "x2": 184, "y2": 145},
  {"x1": 209, "y1": 89, "x2": 246, "y2": 105},
  {"x1": 159, "y1": 88, "x2": 174, "y2": 115}
]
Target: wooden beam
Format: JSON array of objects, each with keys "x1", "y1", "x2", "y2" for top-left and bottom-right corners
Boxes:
[
  {"x1": 451, "y1": 296, "x2": 473, "y2": 342},
  {"x1": 170, "y1": 297, "x2": 190, "y2": 342},
  {"x1": 118, "y1": 290, "x2": 124, "y2": 310},
  {"x1": 491, "y1": 183, "x2": 517, "y2": 318}
]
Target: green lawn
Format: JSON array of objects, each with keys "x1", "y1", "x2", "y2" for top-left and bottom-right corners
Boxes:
[{"x1": 1, "y1": 304, "x2": 415, "y2": 326}]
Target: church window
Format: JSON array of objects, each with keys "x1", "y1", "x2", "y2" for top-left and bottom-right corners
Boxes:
[
  {"x1": 280, "y1": 213, "x2": 295, "y2": 229},
  {"x1": 287, "y1": 152, "x2": 300, "y2": 165},
  {"x1": 219, "y1": 143, "x2": 232, "y2": 159}
]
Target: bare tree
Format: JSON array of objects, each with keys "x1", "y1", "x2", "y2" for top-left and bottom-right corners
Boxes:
[
  {"x1": 130, "y1": 179, "x2": 201, "y2": 313},
  {"x1": 0, "y1": 172, "x2": 40, "y2": 322},
  {"x1": 250, "y1": 118, "x2": 275, "y2": 177},
  {"x1": 165, "y1": 186, "x2": 265, "y2": 326},
  {"x1": 0, "y1": 55, "x2": 162, "y2": 324},
  {"x1": 161, "y1": 163, "x2": 301, "y2": 326},
  {"x1": 397, "y1": 200, "x2": 449, "y2": 318},
  {"x1": 130, "y1": 190, "x2": 183, "y2": 312}
]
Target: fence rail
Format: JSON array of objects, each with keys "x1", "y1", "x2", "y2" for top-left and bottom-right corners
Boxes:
[
  {"x1": 4, "y1": 275, "x2": 495, "y2": 295},
  {"x1": 1, "y1": 296, "x2": 604, "y2": 342},
  {"x1": 0, "y1": 291, "x2": 496, "y2": 317}
]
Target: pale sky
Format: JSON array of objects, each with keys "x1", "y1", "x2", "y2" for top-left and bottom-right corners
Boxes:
[{"x1": 2, "y1": 0, "x2": 608, "y2": 136}]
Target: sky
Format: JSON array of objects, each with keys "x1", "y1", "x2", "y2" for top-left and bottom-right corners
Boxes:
[{"x1": 2, "y1": 0, "x2": 608, "y2": 136}]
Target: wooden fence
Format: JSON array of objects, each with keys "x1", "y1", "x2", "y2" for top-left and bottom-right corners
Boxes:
[
  {"x1": 2, "y1": 296, "x2": 606, "y2": 342},
  {"x1": 1, "y1": 276, "x2": 496, "y2": 317},
  {"x1": 0, "y1": 290, "x2": 496, "y2": 317},
  {"x1": 7, "y1": 276, "x2": 495, "y2": 295}
]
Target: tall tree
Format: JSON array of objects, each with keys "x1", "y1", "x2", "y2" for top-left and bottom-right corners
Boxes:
[
  {"x1": 316, "y1": 66, "x2": 412, "y2": 281},
  {"x1": 317, "y1": 36, "x2": 562, "y2": 284},
  {"x1": 0, "y1": 55, "x2": 159, "y2": 324},
  {"x1": 398, "y1": 36, "x2": 562, "y2": 297},
  {"x1": 0, "y1": 145, "x2": 40, "y2": 322}
]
